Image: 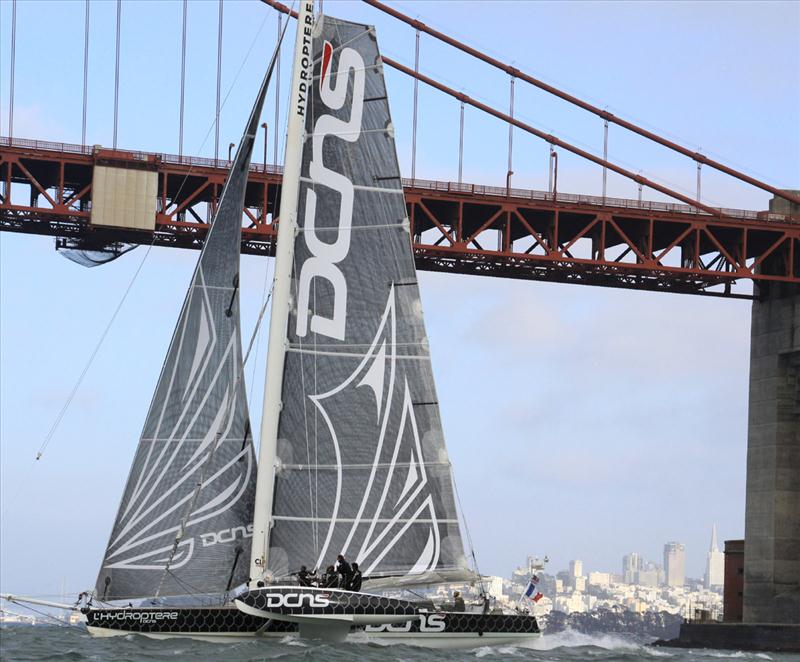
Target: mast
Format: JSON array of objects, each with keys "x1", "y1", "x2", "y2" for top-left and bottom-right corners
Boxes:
[{"x1": 250, "y1": 0, "x2": 314, "y2": 586}]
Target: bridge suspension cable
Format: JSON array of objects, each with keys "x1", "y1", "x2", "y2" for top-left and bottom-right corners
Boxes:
[
  {"x1": 179, "y1": 0, "x2": 187, "y2": 157},
  {"x1": 81, "y1": 0, "x2": 89, "y2": 146},
  {"x1": 8, "y1": 0, "x2": 17, "y2": 141},
  {"x1": 384, "y1": 57, "x2": 723, "y2": 216},
  {"x1": 113, "y1": 0, "x2": 121, "y2": 149},
  {"x1": 261, "y1": 0, "x2": 725, "y2": 217},
  {"x1": 362, "y1": 0, "x2": 799, "y2": 208}
]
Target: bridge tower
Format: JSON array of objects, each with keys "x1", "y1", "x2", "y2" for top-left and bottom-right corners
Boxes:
[{"x1": 744, "y1": 191, "x2": 800, "y2": 625}]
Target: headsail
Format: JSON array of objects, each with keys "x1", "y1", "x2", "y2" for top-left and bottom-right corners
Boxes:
[
  {"x1": 95, "y1": 45, "x2": 281, "y2": 601},
  {"x1": 266, "y1": 15, "x2": 471, "y2": 586}
]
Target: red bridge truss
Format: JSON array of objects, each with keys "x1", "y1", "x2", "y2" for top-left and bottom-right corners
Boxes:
[{"x1": 2, "y1": 138, "x2": 798, "y2": 299}]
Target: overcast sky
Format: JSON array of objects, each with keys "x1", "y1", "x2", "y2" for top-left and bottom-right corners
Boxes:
[{"x1": 1, "y1": 0, "x2": 798, "y2": 599}]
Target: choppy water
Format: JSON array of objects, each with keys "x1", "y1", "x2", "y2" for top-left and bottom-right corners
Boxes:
[{"x1": 0, "y1": 625, "x2": 797, "y2": 661}]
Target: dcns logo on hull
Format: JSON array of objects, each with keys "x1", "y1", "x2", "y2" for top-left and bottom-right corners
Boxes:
[{"x1": 264, "y1": 592, "x2": 331, "y2": 609}]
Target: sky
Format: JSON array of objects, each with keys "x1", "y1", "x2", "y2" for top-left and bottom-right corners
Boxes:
[{"x1": 0, "y1": 0, "x2": 798, "y2": 600}]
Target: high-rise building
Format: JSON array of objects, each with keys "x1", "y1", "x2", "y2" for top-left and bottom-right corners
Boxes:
[
  {"x1": 622, "y1": 553, "x2": 640, "y2": 584},
  {"x1": 704, "y1": 524, "x2": 724, "y2": 588},
  {"x1": 569, "y1": 559, "x2": 583, "y2": 578},
  {"x1": 664, "y1": 542, "x2": 686, "y2": 587}
]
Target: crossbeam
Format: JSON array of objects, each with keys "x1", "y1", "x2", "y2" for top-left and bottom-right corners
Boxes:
[{"x1": 2, "y1": 138, "x2": 799, "y2": 298}]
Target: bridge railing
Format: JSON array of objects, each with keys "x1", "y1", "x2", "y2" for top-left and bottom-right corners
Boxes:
[
  {"x1": 401, "y1": 177, "x2": 769, "y2": 221},
  {"x1": 2, "y1": 135, "x2": 784, "y2": 222}
]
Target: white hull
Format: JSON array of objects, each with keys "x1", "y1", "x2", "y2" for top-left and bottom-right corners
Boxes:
[{"x1": 86, "y1": 624, "x2": 540, "y2": 649}]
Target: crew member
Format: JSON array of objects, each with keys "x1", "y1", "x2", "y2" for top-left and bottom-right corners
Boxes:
[
  {"x1": 335, "y1": 554, "x2": 352, "y2": 588},
  {"x1": 297, "y1": 565, "x2": 314, "y2": 586},
  {"x1": 349, "y1": 562, "x2": 363, "y2": 592},
  {"x1": 453, "y1": 590, "x2": 465, "y2": 611},
  {"x1": 323, "y1": 565, "x2": 338, "y2": 588}
]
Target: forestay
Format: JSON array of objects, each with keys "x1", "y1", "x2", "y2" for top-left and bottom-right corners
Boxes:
[
  {"x1": 94, "y1": 57, "x2": 277, "y2": 601},
  {"x1": 267, "y1": 15, "x2": 471, "y2": 586}
]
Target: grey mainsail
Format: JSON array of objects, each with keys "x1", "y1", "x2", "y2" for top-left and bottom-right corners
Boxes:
[
  {"x1": 95, "y1": 51, "x2": 280, "y2": 601},
  {"x1": 267, "y1": 15, "x2": 471, "y2": 586}
]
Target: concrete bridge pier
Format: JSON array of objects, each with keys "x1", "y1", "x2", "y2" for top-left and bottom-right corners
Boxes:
[{"x1": 744, "y1": 192, "x2": 800, "y2": 625}]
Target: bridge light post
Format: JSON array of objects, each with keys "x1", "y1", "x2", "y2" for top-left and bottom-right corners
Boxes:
[
  {"x1": 228, "y1": 142, "x2": 235, "y2": 163},
  {"x1": 697, "y1": 158, "x2": 702, "y2": 202},
  {"x1": 551, "y1": 152, "x2": 558, "y2": 202},
  {"x1": 262, "y1": 122, "x2": 268, "y2": 171},
  {"x1": 506, "y1": 170, "x2": 514, "y2": 197}
]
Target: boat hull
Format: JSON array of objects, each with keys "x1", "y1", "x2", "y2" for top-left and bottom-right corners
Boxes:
[{"x1": 84, "y1": 606, "x2": 540, "y2": 648}]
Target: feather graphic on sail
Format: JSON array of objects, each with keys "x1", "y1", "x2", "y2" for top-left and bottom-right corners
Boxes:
[{"x1": 267, "y1": 16, "x2": 470, "y2": 586}]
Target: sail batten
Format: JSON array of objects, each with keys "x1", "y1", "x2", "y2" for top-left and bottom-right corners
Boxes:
[{"x1": 266, "y1": 15, "x2": 469, "y2": 584}]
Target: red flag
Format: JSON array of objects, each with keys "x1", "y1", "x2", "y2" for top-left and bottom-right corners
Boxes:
[{"x1": 533, "y1": 592, "x2": 544, "y2": 603}]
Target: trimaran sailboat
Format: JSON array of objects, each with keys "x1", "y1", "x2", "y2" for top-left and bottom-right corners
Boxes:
[{"x1": 4, "y1": 1, "x2": 540, "y2": 647}]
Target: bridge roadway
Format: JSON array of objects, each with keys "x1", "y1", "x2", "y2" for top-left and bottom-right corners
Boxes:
[{"x1": 2, "y1": 137, "x2": 799, "y2": 298}]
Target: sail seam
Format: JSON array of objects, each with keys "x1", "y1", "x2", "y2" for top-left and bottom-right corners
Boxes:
[
  {"x1": 299, "y1": 176, "x2": 404, "y2": 195},
  {"x1": 272, "y1": 516, "x2": 459, "y2": 523},
  {"x1": 287, "y1": 348, "x2": 429, "y2": 360}
]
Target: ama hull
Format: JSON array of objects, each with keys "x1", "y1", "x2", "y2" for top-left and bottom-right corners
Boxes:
[{"x1": 84, "y1": 607, "x2": 540, "y2": 649}]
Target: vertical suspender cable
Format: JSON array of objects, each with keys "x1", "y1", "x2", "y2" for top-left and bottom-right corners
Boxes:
[
  {"x1": 274, "y1": 14, "x2": 281, "y2": 165},
  {"x1": 215, "y1": 0, "x2": 223, "y2": 162},
  {"x1": 458, "y1": 100, "x2": 464, "y2": 184},
  {"x1": 411, "y1": 28, "x2": 419, "y2": 183},
  {"x1": 602, "y1": 119, "x2": 608, "y2": 201},
  {"x1": 113, "y1": 0, "x2": 121, "y2": 149},
  {"x1": 82, "y1": 0, "x2": 89, "y2": 146},
  {"x1": 8, "y1": 0, "x2": 17, "y2": 142},
  {"x1": 507, "y1": 75, "x2": 515, "y2": 195},
  {"x1": 179, "y1": 0, "x2": 187, "y2": 158}
]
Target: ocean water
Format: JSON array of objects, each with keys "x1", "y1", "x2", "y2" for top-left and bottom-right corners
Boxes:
[{"x1": 1, "y1": 626, "x2": 798, "y2": 662}]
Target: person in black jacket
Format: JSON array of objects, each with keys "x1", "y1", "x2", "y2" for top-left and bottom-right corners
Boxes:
[
  {"x1": 296, "y1": 565, "x2": 314, "y2": 587},
  {"x1": 322, "y1": 565, "x2": 338, "y2": 588},
  {"x1": 348, "y1": 562, "x2": 363, "y2": 592},
  {"x1": 335, "y1": 554, "x2": 352, "y2": 588}
]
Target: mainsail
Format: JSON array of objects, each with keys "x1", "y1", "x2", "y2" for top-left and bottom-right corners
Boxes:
[
  {"x1": 95, "y1": 50, "x2": 280, "y2": 601},
  {"x1": 267, "y1": 15, "x2": 470, "y2": 586}
]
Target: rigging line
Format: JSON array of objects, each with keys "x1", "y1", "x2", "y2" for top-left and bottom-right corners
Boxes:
[
  {"x1": 450, "y1": 464, "x2": 485, "y2": 596},
  {"x1": 0, "y1": 242, "x2": 155, "y2": 520},
  {"x1": 154, "y1": 431, "x2": 223, "y2": 599},
  {"x1": 246, "y1": 258, "x2": 273, "y2": 413},
  {"x1": 3, "y1": 599, "x2": 79, "y2": 629},
  {"x1": 243, "y1": 281, "x2": 274, "y2": 367}
]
